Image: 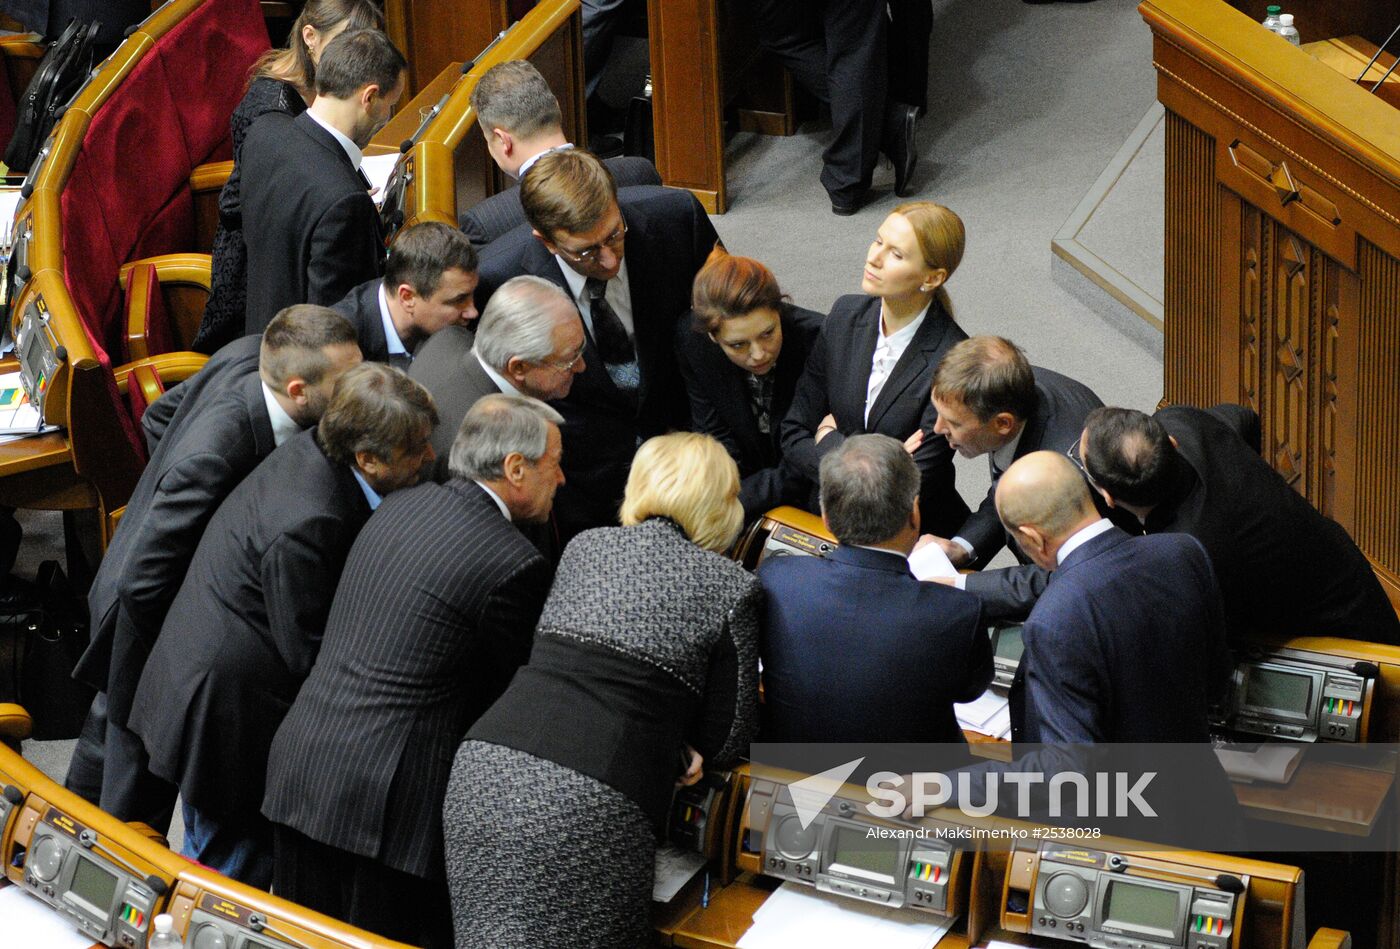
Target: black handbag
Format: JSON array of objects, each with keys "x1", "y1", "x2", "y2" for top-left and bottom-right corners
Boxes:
[
  {"x1": 3, "y1": 18, "x2": 100, "y2": 174},
  {"x1": 0, "y1": 560, "x2": 93, "y2": 740}
]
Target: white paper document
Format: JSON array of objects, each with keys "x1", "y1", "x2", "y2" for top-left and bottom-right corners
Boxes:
[
  {"x1": 0, "y1": 883, "x2": 100, "y2": 949},
  {"x1": 652, "y1": 845, "x2": 707, "y2": 903},
  {"x1": 0, "y1": 370, "x2": 54, "y2": 437},
  {"x1": 1213, "y1": 744, "x2": 1303, "y2": 784},
  {"x1": 956, "y1": 688, "x2": 1012, "y2": 739},
  {"x1": 737, "y1": 882, "x2": 958, "y2": 949},
  {"x1": 362, "y1": 153, "x2": 401, "y2": 206},
  {"x1": 908, "y1": 542, "x2": 959, "y2": 581}
]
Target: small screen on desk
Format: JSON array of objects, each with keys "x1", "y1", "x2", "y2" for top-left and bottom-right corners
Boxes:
[
  {"x1": 993, "y1": 626, "x2": 1024, "y2": 662},
  {"x1": 827, "y1": 826, "x2": 899, "y2": 882},
  {"x1": 68, "y1": 856, "x2": 118, "y2": 915},
  {"x1": 1244, "y1": 667, "x2": 1312, "y2": 716},
  {"x1": 1102, "y1": 879, "x2": 1181, "y2": 937}
]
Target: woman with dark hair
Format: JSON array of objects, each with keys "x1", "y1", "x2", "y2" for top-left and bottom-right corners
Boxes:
[
  {"x1": 781, "y1": 201, "x2": 972, "y2": 537},
  {"x1": 192, "y1": 0, "x2": 382, "y2": 353},
  {"x1": 676, "y1": 247, "x2": 824, "y2": 522},
  {"x1": 443, "y1": 433, "x2": 761, "y2": 947}
]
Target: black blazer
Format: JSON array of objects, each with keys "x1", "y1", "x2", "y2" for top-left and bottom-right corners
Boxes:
[
  {"x1": 406, "y1": 326, "x2": 497, "y2": 479},
  {"x1": 1146, "y1": 406, "x2": 1400, "y2": 646},
  {"x1": 675, "y1": 303, "x2": 824, "y2": 522},
  {"x1": 955, "y1": 368, "x2": 1102, "y2": 564},
  {"x1": 127, "y1": 428, "x2": 372, "y2": 818},
  {"x1": 241, "y1": 110, "x2": 385, "y2": 334},
  {"x1": 459, "y1": 155, "x2": 661, "y2": 248},
  {"x1": 76, "y1": 371, "x2": 278, "y2": 731},
  {"x1": 262, "y1": 480, "x2": 552, "y2": 880},
  {"x1": 141, "y1": 334, "x2": 262, "y2": 453},
  {"x1": 474, "y1": 185, "x2": 718, "y2": 538},
  {"x1": 331, "y1": 278, "x2": 397, "y2": 364},
  {"x1": 780, "y1": 294, "x2": 969, "y2": 537},
  {"x1": 758, "y1": 544, "x2": 991, "y2": 742}
]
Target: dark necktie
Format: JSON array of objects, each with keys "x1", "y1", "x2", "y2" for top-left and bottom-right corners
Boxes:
[
  {"x1": 584, "y1": 277, "x2": 636, "y2": 366},
  {"x1": 746, "y1": 372, "x2": 774, "y2": 435}
]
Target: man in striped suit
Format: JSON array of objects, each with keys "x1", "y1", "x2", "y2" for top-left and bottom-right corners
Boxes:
[{"x1": 261, "y1": 394, "x2": 563, "y2": 948}]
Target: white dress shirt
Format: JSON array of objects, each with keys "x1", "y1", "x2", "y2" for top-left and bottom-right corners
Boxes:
[
  {"x1": 517, "y1": 142, "x2": 574, "y2": 180},
  {"x1": 260, "y1": 383, "x2": 302, "y2": 447},
  {"x1": 557, "y1": 258, "x2": 635, "y2": 343},
  {"x1": 377, "y1": 284, "x2": 409, "y2": 362},
  {"x1": 1056, "y1": 518, "x2": 1115, "y2": 566},
  {"x1": 306, "y1": 110, "x2": 363, "y2": 170},
  {"x1": 473, "y1": 481, "x2": 512, "y2": 520},
  {"x1": 864, "y1": 300, "x2": 930, "y2": 425},
  {"x1": 475, "y1": 350, "x2": 525, "y2": 399}
]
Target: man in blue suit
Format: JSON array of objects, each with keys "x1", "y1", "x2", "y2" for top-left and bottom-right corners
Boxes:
[
  {"x1": 994, "y1": 451, "x2": 1228, "y2": 743},
  {"x1": 758, "y1": 434, "x2": 992, "y2": 743}
]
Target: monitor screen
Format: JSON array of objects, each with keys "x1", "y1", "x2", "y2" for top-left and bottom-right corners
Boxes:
[
  {"x1": 1102, "y1": 879, "x2": 1182, "y2": 937},
  {"x1": 68, "y1": 856, "x2": 118, "y2": 916},
  {"x1": 993, "y1": 625, "x2": 1025, "y2": 662},
  {"x1": 1244, "y1": 667, "x2": 1312, "y2": 716},
  {"x1": 826, "y1": 825, "x2": 900, "y2": 883}
]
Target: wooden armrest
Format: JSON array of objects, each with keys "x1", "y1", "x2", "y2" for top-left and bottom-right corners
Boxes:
[
  {"x1": 1307, "y1": 929, "x2": 1351, "y2": 949},
  {"x1": 190, "y1": 160, "x2": 233, "y2": 194},
  {"x1": 0, "y1": 703, "x2": 33, "y2": 743},
  {"x1": 114, "y1": 352, "x2": 211, "y2": 393},
  {"x1": 118, "y1": 254, "x2": 212, "y2": 292}
]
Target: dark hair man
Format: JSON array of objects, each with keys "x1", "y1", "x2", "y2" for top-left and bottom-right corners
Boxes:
[
  {"x1": 462, "y1": 60, "x2": 660, "y2": 247},
  {"x1": 921, "y1": 336, "x2": 1103, "y2": 619},
  {"x1": 263, "y1": 394, "x2": 563, "y2": 946},
  {"x1": 242, "y1": 29, "x2": 408, "y2": 332},
  {"x1": 332, "y1": 221, "x2": 480, "y2": 369},
  {"x1": 411, "y1": 274, "x2": 585, "y2": 475},
  {"x1": 65, "y1": 306, "x2": 362, "y2": 827},
  {"x1": 472, "y1": 148, "x2": 718, "y2": 540},
  {"x1": 126, "y1": 364, "x2": 436, "y2": 889},
  {"x1": 1080, "y1": 405, "x2": 1400, "y2": 646},
  {"x1": 758, "y1": 434, "x2": 991, "y2": 742}
]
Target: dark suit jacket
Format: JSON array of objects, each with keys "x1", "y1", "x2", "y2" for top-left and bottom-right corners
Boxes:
[
  {"x1": 1144, "y1": 406, "x2": 1400, "y2": 646},
  {"x1": 75, "y1": 372, "x2": 278, "y2": 733},
  {"x1": 758, "y1": 544, "x2": 991, "y2": 743},
  {"x1": 141, "y1": 334, "x2": 262, "y2": 454},
  {"x1": 780, "y1": 294, "x2": 969, "y2": 538},
  {"x1": 676, "y1": 304, "x2": 824, "y2": 522},
  {"x1": 459, "y1": 155, "x2": 661, "y2": 248},
  {"x1": 262, "y1": 480, "x2": 552, "y2": 879},
  {"x1": 241, "y1": 111, "x2": 385, "y2": 334},
  {"x1": 1013, "y1": 527, "x2": 1225, "y2": 743},
  {"x1": 330, "y1": 278, "x2": 400, "y2": 364},
  {"x1": 474, "y1": 185, "x2": 718, "y2": 538},
  {"x1": 406, "y1": 325, "x2": 497, "y2": 479},
  {"x1": 128, "y1": 429, "x2": 371, "y2": 817}
]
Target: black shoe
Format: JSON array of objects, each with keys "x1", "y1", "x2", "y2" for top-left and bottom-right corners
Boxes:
[
  {"x1": 882, "y1": 101, "x2": 919, "y2": 197},
  {"x1": 830, "y1": 189, "x2": 869, "y2": 216}
]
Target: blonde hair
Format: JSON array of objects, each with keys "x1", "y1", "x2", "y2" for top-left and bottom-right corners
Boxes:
[
  {"x1": 621, "y1": 433, "x2": 744, "y2": 552},
  {"x1": 892, "y1": 201, "x2": 965, "y2": 318}
]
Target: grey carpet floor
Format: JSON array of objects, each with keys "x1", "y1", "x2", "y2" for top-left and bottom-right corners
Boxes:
[{"x1": 15, "y1": 0, "x2": 1164, "y2": 848}]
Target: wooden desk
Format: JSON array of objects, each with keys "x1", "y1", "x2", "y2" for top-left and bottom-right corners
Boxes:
[
  {"x1": 1233, "y1": 757, "x2": 1395, "y2": 836},
  {"x1": 1303, "y1": 35, "x2": 1400, "y2": 108}
]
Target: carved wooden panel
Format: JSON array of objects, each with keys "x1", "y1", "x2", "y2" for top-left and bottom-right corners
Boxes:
[
  {"x1": 1164, "y1": 111, "x2": 1221, "y2": 408},
  {"x1": 1354, "y1": 239, "x2": 1400, "y2": 592},
  {"x1": 1240, "y1": 204, "x2": 1264, "y2": 414},
  {"x1": 1269, "y1": 233, "x2": 1310, "y2": 493}
]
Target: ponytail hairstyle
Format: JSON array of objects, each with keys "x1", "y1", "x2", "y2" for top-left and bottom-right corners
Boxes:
[{"x1": 891, "y1": 201, "x2": 965, "y2": 318}]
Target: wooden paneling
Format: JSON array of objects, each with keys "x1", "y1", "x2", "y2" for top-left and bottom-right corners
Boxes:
[
  {"x1": 384, "y1": 0, "x2": 509, "y2": 100},
  {"x1": 647, "y1": 0, "x2": 725, "y2": 212},
  {"x1": 1144, "y1": 0, "x2": 1400, "y2": 619}
]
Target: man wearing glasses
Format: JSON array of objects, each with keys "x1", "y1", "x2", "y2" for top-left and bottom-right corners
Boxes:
[
  {"x1": 411, "y1": 275, "x2": 586, "y2": 481},
  {"x1": 474, "y1": 148, "x2": 720, "y2": 539}
]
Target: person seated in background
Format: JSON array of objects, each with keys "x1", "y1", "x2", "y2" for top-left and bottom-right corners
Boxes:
[
  {"x1": 760, "y1": 434, "x2": 990, "y2": 742},
  {"x1": 444, "y1": 433, "x2": 760, "y2": 947},
  {"x1": 65, "y1": 306, "x2": 363, "y2": 826},
  {"x1": 474, "y1": 148, "x2": 716, "y2": 540},
  {"x1": 916, "y1": 335, "x2": 1103, "y2": 618},
  {"x1": 411, "y1": 275, "x2": 585, "y2": 477},
  {"x1": 676, "y1": 248, "x2": 824, "y2": 523},
  {"x1": 125, "y1": 364, "x2": 436, "y2": 888},
  {"x1": 241, "y1": 28, "x2": 407, "y2": 333},
  {"x1": 463, "y1": 59, "x2": 659, "y2": 247},
  {"x1": 781, "y1": 202, "x2": 970, "y2": 538},
  {"x1": 994, "y1": 451, "x2": 1228, "y2": 743},
  {"x1": 332, "y1": 221, "x2": 480, "y2": 369},
  {"x1": 263, "y1": 395, "x2": 563, "y2": 949},
  {"x1": 1080, "y1": 405, "x2": 1400, "y2": 646},
  {"x1": 193, "y1": 0, "x2": 383, "y2": 353}
]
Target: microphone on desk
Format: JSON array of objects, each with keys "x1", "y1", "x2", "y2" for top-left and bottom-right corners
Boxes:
[
  {"x1": 1355, "y1": 19, "x2": 1400, "y2": 86},
  {"x1": 399, "y1": 139, "x2": 413, "y2": 154}
]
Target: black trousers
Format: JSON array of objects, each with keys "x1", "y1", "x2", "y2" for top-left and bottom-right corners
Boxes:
[
  {"x1": 888, "y1": 0, "x2": 932, "y2": 113},
  {"x1": 272, "y1": 825, "x2": 454, "y2": 949},
  {"x1": 752, "y1": 0, "x2": 889, "y2": 204}
]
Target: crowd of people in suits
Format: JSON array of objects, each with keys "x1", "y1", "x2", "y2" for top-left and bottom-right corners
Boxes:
[{"x1": 52, "y1": 4, "x2": 1400, "y2": 947}]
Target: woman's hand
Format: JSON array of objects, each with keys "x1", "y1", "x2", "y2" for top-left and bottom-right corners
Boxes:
[
  {"x1": 903, "y1": 428, "x2": 924, "y2": 455},
  {"x1": 815, "y1": 414, "x2": 838, "y2": 444},
  {"x1": 676, "y1": 745, "x2": 704, "y2": 787}
]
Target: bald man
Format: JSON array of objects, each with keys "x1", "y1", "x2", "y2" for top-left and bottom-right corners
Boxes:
[{"x1": 996, "y1": 451, "x2": 1227, "y2": 743}]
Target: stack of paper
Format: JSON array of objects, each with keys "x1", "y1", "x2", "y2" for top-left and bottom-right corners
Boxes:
[
  {"x1": 0, "y1": 371, "x2": 54, "y2": 443},
  {"x1": 738, "y1": 883, "x2": 958, "y2": 949},
  {"x1": 1213, "y1": 744, "x2": 1303, "y2": 784},
  {"x1": 0, "y1": 884, "x2": 98, "y2": 949},
  {"x1": 652, "y1": 845, "x2": 707, "y2": 903},
  {"x1": 955, "y1": 689, "x2": 1012, "y2": 739},
  {"x1": 908, "y1": 542, "x2": 959, "y2": 581}
]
